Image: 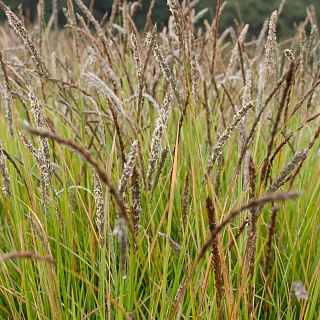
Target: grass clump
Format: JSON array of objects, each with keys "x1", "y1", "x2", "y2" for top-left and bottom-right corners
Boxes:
[{"x1": 0, "y1": 0, "x2": 320, "y2": 319}]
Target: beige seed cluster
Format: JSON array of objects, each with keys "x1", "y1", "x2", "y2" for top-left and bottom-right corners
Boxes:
[
  {"x1": 0, "y1": 139, "x2": 11, "y2": 197},
  {"x1": 0, "y1": 2, "x2": 49, "y2": 78},
  {"x1": 94, "y1": 173, "x2": 105, "y2": 248},
  {"x1": 146, "y1": 94, "x2": 172, "y2": 192}
]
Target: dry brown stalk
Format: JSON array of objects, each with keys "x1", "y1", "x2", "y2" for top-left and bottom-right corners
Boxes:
[
  {"x1": 122, "y1": 0, "x2": 129, "y2": 53},
  {"x1": 0, "y1": 251, "x2": 56, "y2": 265},
  {"x1": 198, "y1": 191, "x2": 301, "y2": 259}
]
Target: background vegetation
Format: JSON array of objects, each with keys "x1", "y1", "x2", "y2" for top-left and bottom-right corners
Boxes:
[{"x1": 1, "y1": 0, "x2": 320, "y2": 38}]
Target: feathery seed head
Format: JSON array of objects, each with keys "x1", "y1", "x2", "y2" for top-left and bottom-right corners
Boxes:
[
  {"x1": 94, "y1": 173, "x2": 105, "y2": 248},
  {"x1": 263, "y1": 11, "x2": 278, "y2": 91},
  {"x1": 291, "y1": 280, "x2": 308, "y2": 301},
  {"x1": 0, "y1": 2, "x2": 49, "y2": 78},
  {"x1": 267, "y1": 149, "x2": 309, "y2": 193},
  {"x1": 119, "y1": 140, "x2": 138, "y2": 196},
  {"x1": 0, "y1": 140, "x2": 11, "y2": 197},
  {"x1": 147, "y1": 93, "x2": 172, "y2": 191}
]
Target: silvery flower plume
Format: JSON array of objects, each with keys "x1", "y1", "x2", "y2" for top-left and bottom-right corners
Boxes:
[
  {"x1": 0, "y1": 2, "x2": 49, "y2": 78},
  {"x1": 94, "y1": 173, "x2": 105, "y2": 248},
  {"x1": 0, "y1": 139, "x2": 11, "y2": 197},
  {"x1": 203, "y1": 100, "x2": 254, "y2": 185},
  {"x1": 266, "y1": 149, "x2": 309, "y2": 194},
  {"x1": 146, "y1": 33, "x2": 182, "y2": 106},
  {"x1": 146, "y1": 93, "x2": 172, "y2": 192},
  {"x1": 118, "y1": 140, "x2": 138, "y2": 197}
]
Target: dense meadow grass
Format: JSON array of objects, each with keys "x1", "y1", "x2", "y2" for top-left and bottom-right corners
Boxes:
[{"x1": 0, "y1": 0, "x2": 319, "y2": 319}]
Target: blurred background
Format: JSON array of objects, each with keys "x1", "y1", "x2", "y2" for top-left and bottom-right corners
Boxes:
[{"x1": 0, "y1": 0, "x2": 319, "y2": 39}]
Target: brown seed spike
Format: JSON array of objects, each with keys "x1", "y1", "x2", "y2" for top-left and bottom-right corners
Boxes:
[
  {"x1": 206, "y1": 196, "x2": 223, "y2": 301},
  {"x1": 0, "y1": 51, "x2": 14, "y2": 139},
  {"x1": 0, "y1": 139, "x2": 11, "y2": 197},
  {"x1": 0, "y1": 1, "x2": 49, "y2": 78}
]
